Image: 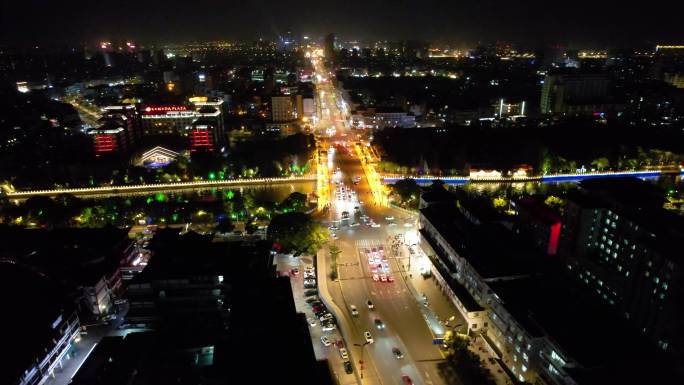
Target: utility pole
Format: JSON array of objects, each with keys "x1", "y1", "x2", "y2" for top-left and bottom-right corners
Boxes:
[{"x1": 354, "y1": 341, "x2": 370, "y2": 380}]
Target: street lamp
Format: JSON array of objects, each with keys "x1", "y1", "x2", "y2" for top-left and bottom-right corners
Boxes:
[{"x1": 353, "y1": 341, "x2": 371, "y2": 380}]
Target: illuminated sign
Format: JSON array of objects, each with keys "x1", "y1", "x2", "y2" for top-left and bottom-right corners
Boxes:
[
  {"x1": 188, "y1": 96, "x2": 208, "y2": 104},
  {"x1": 143, "y1": 106, "x2": 188, "y2": 113}
]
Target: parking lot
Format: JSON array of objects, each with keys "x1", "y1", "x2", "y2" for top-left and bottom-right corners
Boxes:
[{"x1": 275, "y1": 254, "x2": 357, "y2": 384}]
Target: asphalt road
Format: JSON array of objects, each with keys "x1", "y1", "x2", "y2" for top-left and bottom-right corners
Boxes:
[{"x1": 312, "y1": 56, "x2": 454, "y2": 385}]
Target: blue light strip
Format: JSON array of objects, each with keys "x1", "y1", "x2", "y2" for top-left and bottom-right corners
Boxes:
[{"x1": 381, "y1": 170, "x2": 681, "y2": 185}]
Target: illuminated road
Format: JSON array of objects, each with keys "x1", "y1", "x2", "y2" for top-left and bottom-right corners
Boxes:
[{"x1": 312, "y1": 54, "x2": 454, "y2": 385}]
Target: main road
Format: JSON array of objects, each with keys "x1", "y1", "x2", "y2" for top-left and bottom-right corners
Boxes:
[{"x1": 312, "y1": 55, "x2": 457, "y2": 385}]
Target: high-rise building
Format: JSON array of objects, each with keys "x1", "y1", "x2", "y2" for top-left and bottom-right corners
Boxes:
[
  {"x1": 324, "y1": 33, "x2": 336, "y2": 61},
  {"x1": 560, "y1": 178, "x2": 684, "y2": 355},
  {"x1": 540, "y1": 70, "x2": 610, "y2": 115},
  {"x1": 664, "y1": 72, "x2": 684, "y2": 88},
  {"x1": 271, "y1": 95, "x2": 295, "y2": 122}
]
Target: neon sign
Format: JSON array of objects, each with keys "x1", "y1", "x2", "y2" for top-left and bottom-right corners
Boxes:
[{"x1": 143, "y1": 106, "x2": 187, "y2": 113}]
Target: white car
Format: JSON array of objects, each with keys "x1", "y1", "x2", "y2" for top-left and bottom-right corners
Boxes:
[
  {"x1": 350, "y1": 305, "x2": 359, "y2": 317},
  {"x1": 385, "y1": 216, "x2": 395, "y2": 221},
  {"x1": 370, "y1": 223, "x2": 381, "y2": 228},
  {"x1": 321, "y1": 336, "x2": 331, "y2": 346},
  {"x1": 364, "y1": 331, "x2": 374, "y2": 344},
  {"x1": 308, "y1": 318, "x2": 317, "y2": 327},
  {"x1": 339, "y1": 348, "x2": 349, "y2": 360}
]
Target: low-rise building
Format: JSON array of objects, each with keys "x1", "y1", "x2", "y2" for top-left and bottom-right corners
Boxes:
[
  {"x1": 417, "y1": 186, "x2": 677, "y2": 384},
  {"x1": 351, "y1": 107, "x2": 416, "y2": 129}
]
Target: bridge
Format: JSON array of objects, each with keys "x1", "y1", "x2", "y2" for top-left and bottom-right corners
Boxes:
[
  {"x1": 3, "y1": 176, "x2": 317, "y2": 199},
  {"x1": 381, "y1": 169, "x2": 683, "y2": 185}
]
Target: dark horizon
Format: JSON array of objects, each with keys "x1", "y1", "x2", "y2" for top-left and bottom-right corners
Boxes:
[{"x1": 2, "y1": 0, "x2": 683, "y2": 48}]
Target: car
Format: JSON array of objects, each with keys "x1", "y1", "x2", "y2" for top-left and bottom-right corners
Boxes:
[
  {"x1": 331, "y1": 233, "x2": 338, "y2": 239},
  {"x1": 308, "y1": 318, "x2": 317, "y2": 327},
  {"x1": 350, "y1": 305, "x2": 359, "y2": 317},
  {"x1": 380, "y1": 274, "x2": 387, "y2": 282},
  {"x1": 304, "y1": 282, "x2": 317, "y2": 289},
  {"x1": 304, "y1": 278, "x2": 316, "y2": 285},
  {"x1": 304, "y1": 288, "x2": 318, "y2": 296},
  {"x1": 320, "y1": 313, "x2": 334, "y2": 322},
  {"x1": 371, "y1": 247, "x2": 377, "y2": 254},
  {"x1": 388, "y1": 222, "x2": 397, "y2": 227},
  {"x1": 387, "y1": 275, "x2": 395, "y2": 282},
  {"x1": 312, "y1": 305, "x2": 325, "y2": 313},
  {"x1": 374, "y1": 318, "x2": 385, "y2": 329},
  {"x1": 367, "y1": 299, "x2": 374, "y2": 309},
  {"x1": 322, "y1": 322, "x2": 337, "y2": 331},
  {"x1": 372, "y1": 274, "x2": 379, "y2": 282},
  {"x1": 103, "y1": 314, "x2": 117, "y2": 321},
  {"x1": 350, "y1": 222, "x2": 360, "y2": 227},
  {"x1": 305, "y1": 272, "x2": 316, "y2": 279},
  {"x1": 321, "y1": 336, "x2": 331, "y2": 346},
  {"x1": 113, "y1": 298, "x2": 127, "y2": 305},
  {"x1": 370, "y1": 223, "x2": 381, "y2": 228},
  {"x1": 392, "y1": 347, "x2": 404, "y2": 359},
  {"x1": 385, "y1": 216, "x2": 395, "y2": 221},
  {"x1": 364, "y1": 331, "x2": 374, "y2": 344},
  {"x1": 339, "y1": 348, "x2": 349, "y2": 360},
  {"x1": 344, "y1": 361, "x2": 354, "y2": 374},
  {"x1": 305, "y1": 297, "x2": 318, "y2": 304},
  {"x1": 329, "y1": 225, "x2": 339, "y2": 231},
  {"x1": 401, "y1": 375, "x2": 413, "y2": 385},
  {"x1": 403, "y1": 222, "x2": 413, "y2": 227}
]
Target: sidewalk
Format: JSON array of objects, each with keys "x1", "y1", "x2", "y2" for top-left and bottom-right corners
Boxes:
[
  {"x1": 395, "y1": 241, "x2": 513, "y2": 385},
  {"x1": 317, "y1": 249, "x2": 364, "y2": 385}
]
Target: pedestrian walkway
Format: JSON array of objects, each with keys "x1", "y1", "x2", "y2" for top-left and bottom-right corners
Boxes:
[{"x1": 395, "y1": 241, "x2": 513, "y2": 385}]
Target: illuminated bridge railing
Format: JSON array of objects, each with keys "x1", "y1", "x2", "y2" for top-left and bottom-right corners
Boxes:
[
  {"x1": 381, "y1": 170, "x2": 682, "y2": 185},
  {"x1": 6, "y1": 176, "x2": 317, "y2": 198}
]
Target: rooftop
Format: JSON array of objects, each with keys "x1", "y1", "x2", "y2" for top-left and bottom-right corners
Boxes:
[
  {"x1": 0, "y1": 225, "x2": 133, "y2": 287},
  {"x1": 421, "y1": 203, "x2": 543, "y2": 280},
  {"x1": 487, "y1": 273, "x2": 668, "y2": 369},
  {"x1": 1, "y1": 262, "x2": 73, "y2": 385}
]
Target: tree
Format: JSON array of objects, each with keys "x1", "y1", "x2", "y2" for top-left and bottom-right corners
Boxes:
[
  {"x1": 329, "y1": 244, "x2": 341, "y2": 280},
  {"x1": 216, "y1": 217, "x2": 234, "y2": 234},
  {"x1": 267, "y1": 212, "x2": 328, "y2": 255},
  {"x1": 281, "y1": 192, "x2": 308, "y2": 213},
  {"x1": 591, "y1": 157, "x2": 610, "y2": 171},
  {"x1": 391, "y1": 178, "x2": 421, "y2": 208}
]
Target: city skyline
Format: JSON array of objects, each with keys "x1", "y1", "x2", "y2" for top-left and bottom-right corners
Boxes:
[{"x1": 2, "y1": 0, "x2": 684, "y2": 46}]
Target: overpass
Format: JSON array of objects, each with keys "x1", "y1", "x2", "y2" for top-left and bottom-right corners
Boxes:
[{"x1": 4, "y1": 176, "x2": 317, "y2": 199}]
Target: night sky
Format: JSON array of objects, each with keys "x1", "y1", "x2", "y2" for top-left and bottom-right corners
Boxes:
[{"x1": 1, "y1": 0, "x2": 683, "y2": 46}]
